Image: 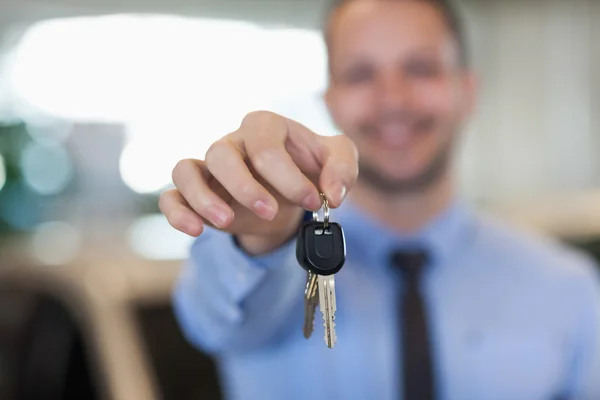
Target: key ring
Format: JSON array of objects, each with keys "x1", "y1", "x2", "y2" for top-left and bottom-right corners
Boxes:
[{"x1": 312, "y1": 192, "x2": 330, "y2": 229}]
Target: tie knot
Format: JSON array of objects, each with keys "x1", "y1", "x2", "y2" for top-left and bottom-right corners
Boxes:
[{"x1": 390, "y1": 249, "x2": 429, "y2": 281}]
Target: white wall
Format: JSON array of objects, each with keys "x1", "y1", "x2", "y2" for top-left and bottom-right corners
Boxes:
[
  {"x1": 1, "y1": 0, "x2": 598, "y2": 204},
  {"x1": 459, "y1": 0, "x2": 600, "y2": 203}
]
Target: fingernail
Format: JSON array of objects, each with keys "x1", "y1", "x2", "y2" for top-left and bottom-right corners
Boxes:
[
  {"x1": 331, "y1": 183, "x2": 347, "y2": 206},
  {"x1": 254, "y1": 200, "x2": 277, "y2": 221},
  {"x1": 207, "y1": 205, "x2": 231, "y2": 227},
  {"x1": 302, "y1": 193, "x2": 321, "y2": 211}
]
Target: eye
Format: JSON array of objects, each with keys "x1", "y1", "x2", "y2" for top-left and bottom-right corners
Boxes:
[
  {"x1": 405, "y1": 59, "x2": 441, "y2": 78},
  {"x1": 341, "y1": 65, "x2": 374, "y2": 84}
]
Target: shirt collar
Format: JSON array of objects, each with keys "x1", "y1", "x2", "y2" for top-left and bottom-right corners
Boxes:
[{"x1": 331, "y1": 196, "x2": 475, "y2": 269}]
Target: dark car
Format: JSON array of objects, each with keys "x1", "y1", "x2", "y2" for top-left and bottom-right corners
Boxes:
[{"x1": 0, "y1": 260, "x2": 222, "y2": 400}]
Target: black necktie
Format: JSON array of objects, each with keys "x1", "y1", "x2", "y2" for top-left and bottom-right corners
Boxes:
[{"x1": 391, "y1": 250, "x2": 436, "y2": 400}]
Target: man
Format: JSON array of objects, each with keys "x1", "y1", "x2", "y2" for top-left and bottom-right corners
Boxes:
[{"x1": 159, "y1": 0, "x2": 600, "y2": 399}]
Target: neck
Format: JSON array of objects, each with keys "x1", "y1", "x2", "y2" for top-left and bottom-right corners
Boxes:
[{"x1": 347, "y1": 171, "x2": 455, "y2": 234}]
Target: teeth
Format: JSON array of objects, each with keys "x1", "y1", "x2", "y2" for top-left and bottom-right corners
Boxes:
[
  {"x1": 378, "y1": 124, "x2": 411, "y2": 146},
  {"x1": 380, "y1": 130, "x2": 410, "y2": 146},
  {"x1": 380, "y1": 123, "x2": 410, "y2": 134}
]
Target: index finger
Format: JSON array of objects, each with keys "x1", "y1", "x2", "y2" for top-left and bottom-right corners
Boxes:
[
  {"x1": 317, "y1": 134, "x2": 359, "y2": 208},
  {"x1": 238, "y1": 111, "x2": 323, "y2": 211}
]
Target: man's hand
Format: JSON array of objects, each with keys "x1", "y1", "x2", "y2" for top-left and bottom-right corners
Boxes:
[{"x1": 159, "y1": 111, "x2": 359, "y2": 255}]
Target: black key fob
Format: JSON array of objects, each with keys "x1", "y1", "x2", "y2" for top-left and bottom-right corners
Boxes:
[{"x1": 296, "y1": 221, "x2": 346, "y2": 276}]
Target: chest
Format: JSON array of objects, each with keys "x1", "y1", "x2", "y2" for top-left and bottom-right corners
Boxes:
[{"x1": 331, "y1": 260, "x2": 571, "y2": 400}]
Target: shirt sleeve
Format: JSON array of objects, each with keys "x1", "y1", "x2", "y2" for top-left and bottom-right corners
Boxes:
[
  {"x1": 172, "y1": 225, "x2": 306, "y2": 354},
  {"x1": 563, "y1": 259, "x2": 600, "y2": 400}
]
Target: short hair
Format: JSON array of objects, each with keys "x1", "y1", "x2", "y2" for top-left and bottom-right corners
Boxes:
[{"x1": 324, "y1": 0, "x2": 469, "y2": 67}]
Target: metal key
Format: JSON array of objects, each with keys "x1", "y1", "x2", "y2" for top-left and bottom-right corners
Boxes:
[
  {"x1": 296, "y1": 193, "x2": 346, "y2": 348},
  {"x1": 318, "y1": 274, "x2": 337, "y2": 347},
  {"x1": 303, "y1": 271, "x2": 318, "y2": 338}
]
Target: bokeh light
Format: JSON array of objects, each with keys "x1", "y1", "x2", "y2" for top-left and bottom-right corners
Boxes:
[
  {"x1": 3, "y1": 15, "x2": 334, "y2": 195},
  {"x1": 20, "y1": 141, "x2": 73, "y2": 195},
  {"x1": 25, "y1": 115, "x2": 73, "y2": 144},
  {"x1": 31, "y1": 221, "x2": 81, "y2": 266},
  {"x1": 129, "y1": 214, "x2": 195, "y2": 260},
  {"x1": 6, "y1": 15, "x2": 327, "y2": 122},
  {"x1": 119, "y1": 140, "x2": 175, "y2": 194}
]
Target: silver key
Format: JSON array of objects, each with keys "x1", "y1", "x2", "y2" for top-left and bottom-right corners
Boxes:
[
  {"x1": 318, "y1": 274, "x2": 337, "y2": 348},
  {"x1": 303, "y1": 271, "x2": 319, "y2": 338},
  {"x1": 297, "y1": 192, "x2": 345, "y2": 348}
]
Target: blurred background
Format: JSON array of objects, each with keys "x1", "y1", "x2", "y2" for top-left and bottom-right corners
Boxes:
[{"x1": 0, "y1": 0, "x2": 599, "y2": 399}]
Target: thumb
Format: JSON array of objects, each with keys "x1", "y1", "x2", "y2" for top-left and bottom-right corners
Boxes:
[{"x1": 318, "y1": 135, "x2": 359, "y2": 208}]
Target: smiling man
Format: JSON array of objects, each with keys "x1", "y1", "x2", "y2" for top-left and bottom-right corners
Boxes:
[{"x1": 160, "y1": 1, "x2": 600, "y2": 399}]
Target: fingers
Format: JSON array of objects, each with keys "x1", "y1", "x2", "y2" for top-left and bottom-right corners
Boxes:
[
  {"x1": 240, "y1": 112, "x2": 322, "y2": 211},
  {"x1": 281, "y1": 115, "x2": 359, "y2": 208},
  {"x1": 171, "y1": 159, "x2": 235, "y2": 228},
  {"x1": 318, "y1": 135, "x2": 360, "y2": 208},
  {"x1": 159, "y1": 189, "x2": 204, "y2": 237},
  {"x1": 205, "y1": 138, "x2": 281, "y2": 221},
  {"x1": 165, "y1": 111, "x2": 359, "y2": 239}
]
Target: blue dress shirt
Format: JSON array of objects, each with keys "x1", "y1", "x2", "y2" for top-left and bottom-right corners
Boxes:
[{"x1": 173, "y1": 198, "x2": 600, "y2": 400}]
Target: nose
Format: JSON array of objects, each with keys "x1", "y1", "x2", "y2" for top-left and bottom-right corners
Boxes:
[{"x1": 376, "y1": 71, "x2": 410, "y2": 110}]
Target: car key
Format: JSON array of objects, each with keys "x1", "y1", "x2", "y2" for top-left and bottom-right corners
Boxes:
[
  {"x1": 303, "y1": 271, "x2": 318, "y2": 339},
  {"x1": 296, "y1": 193, "x2": 346, "y2": 348},
  {"x1": 299, "y1": 196, "x2": 326, "y2": 340}
]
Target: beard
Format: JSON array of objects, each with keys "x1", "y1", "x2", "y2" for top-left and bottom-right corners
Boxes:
[
  {"x1": 357, "y1": 140, "x2": 452, "y2": 195},
  {"x1": 354, "y1": 109, "x2": 456, "y2": 194}
]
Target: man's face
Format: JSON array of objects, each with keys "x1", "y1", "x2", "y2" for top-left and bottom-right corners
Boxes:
[{"x1": 325, "y1": 0, "x2": 476, "y2": 193}]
